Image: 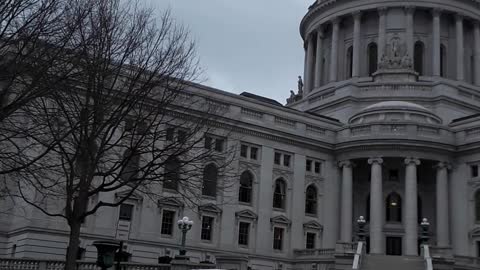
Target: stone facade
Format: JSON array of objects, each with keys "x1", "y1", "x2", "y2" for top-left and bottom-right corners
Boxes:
[{"x1": 2, "y1": 0, "x2": 480, "y2": 270}]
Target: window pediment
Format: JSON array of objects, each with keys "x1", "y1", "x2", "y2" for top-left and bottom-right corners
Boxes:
[
  {"x1": 158, "y1": 197, "x2": 184, "y2": 208},
  {"x1": 198, "y1": 203, "x2": 222, "y2": 215},
  {"x1": 303, "y1": 220, "x2": 323, "y2": 231},
  {"x1": 235, "y1": 209, "x2": 258, "y2": 221},
  {"x1": 270, "y1": 215, "x2": 291, "y2": 229}
]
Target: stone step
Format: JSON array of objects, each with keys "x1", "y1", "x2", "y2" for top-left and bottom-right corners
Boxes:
[{"x1": 362, "y1": 255, "x2": 424, "y2": 270}]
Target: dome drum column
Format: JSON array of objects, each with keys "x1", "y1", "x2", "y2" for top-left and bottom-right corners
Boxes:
[
  {"x1": 329, "y1": 17, "x2": 340, "y2": 82},
  {"x1": 456, "y1": 15, "x2": 465, "y2": 81}
]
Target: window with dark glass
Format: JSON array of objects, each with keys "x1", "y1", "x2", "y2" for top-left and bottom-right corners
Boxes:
[
  {"x1": 314, "y1": 162, "x2": 321, "y2": 174},
  {"x1": 347, "y1": 46, "x2": 353, "y2": 78},
  {"x1": 121, "y1": 148, "x2": 140, "y2": 183},
  {"x1": 274, "y1": 152, "x2": 281, "y2": 165},
  {"x1": 166, "y1": 127, "x2": 175, "y2": 141},
  {"x1": 204, "y1": 136, "x2": 213, "y2": 150},
  {"x1": 238, "y1": 222, "x2": 250, "y2": 246},
  {"x1": 240, "y1": 145, "x2": 248, "y2": 158},
  {"x1": 177, "y1": 130, "x2": 187, "y2": 143},
  {"x1": 414, "y1": 41, "x2": 424, "y2": 75},
  {"x1": 201, "y1": 216, "x2": 214, "y2": 241},
  {"x1": 305, "y1": 185, "x2": 318, "y2": 215},
  {"x1": 119, "y1": 204, "x2": 134, "y2": 221},
  {"x1": 250, "y1": 147, "x2": 258, "y2": 160},
  {"x1": 388, "y1": 170, "x2": 399, "y2": 182},
  {"x1": 273, "y1": 227, "x2": 284, "y2": 250},
  {"x1": 214, "y1": 138, "x2": 224, "y2": 152},
  {"x1": 368, "y1": 43, "x2": 378, "y2": 76},
  {"x1": 440, "y1": 44, "x2": 446, "y2": 77},
  {"x1": 472, "y1": 165, "x2": 479, "y2": 178},
  {"x1": 202, "y1": 164, "x2": 218, "y2": 197},
  {"x1": 306, "y1": 160, "x2": 312, "y2": 172},
  {"x1": 164, "y1": 157, "x2": 180, "y2": 191},
  {"x1": 476, "y1": 190, "x2": 480, "y2": 223},
  {"x1": 283, "y1": 155, "x2": 291, "y2": 167},
  {"x1": 239, "y1": 171, "x2": 253, "y2": 203},
  {"x1": 161, "y1": 210, "x2": 175, "y2": 235},
  {"x1": 306, "y1": 232, "x2": 316, "y2": 249},
  {"x1": 273, "y1": 179, "x2": 286, "y2": 209},
  {"x1": 386, "y1": 193, "x2": 402, "y2": 222}
]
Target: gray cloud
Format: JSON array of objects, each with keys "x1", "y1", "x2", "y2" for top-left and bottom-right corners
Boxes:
[{"x1": 148, "y1": 0, "x2": 312, "y2": 104}]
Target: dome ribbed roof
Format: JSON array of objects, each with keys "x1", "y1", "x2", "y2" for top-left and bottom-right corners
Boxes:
[{"x1": 363, "y1": 101, "x2": 429, "y2": 112}]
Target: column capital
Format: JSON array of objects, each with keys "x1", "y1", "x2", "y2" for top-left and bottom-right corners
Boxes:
[
  {"x1": 352, "y1": 11, "x2": 362, "y2": 20},
  {"x1": 474, "y1": 20, "x2": 480, "y2": 29},
  {"x1": 455, "y1": 13, "x2": 464, "y2": 22},
  {"x1": 338, "y1": 160, "x2": 355, "y2": 168},
  {"x1": 432, "y1": 8, "x2": 442, "y2": 17},
  {"x1": 378, "y1": 7, "x2": 388, "y2": 16},
  {"x1": 404, "y1": 157, "x2": 421, "y2": 166},
  {"x1": 404, "y1": 6, "x2": 416, "y2": 15},
  {"x1": 368, "y1": 157, "x2": 383, "y2": 165},
  {"x1": 317, "y1": 26, "x2": 325, "y2": 38},
  {"x1": 331, "y1": 16, "x2": 341, "y2": 25},
  {"x1": 434, "y1": 161, "x2": 452, "y2": 170}
]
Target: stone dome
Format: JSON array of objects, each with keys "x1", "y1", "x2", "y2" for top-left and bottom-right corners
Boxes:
[{"x1": 349, "y1": 101, "x2": 442, "y2": 124}]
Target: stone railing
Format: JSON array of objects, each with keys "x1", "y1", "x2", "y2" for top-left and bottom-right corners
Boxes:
[
  {"x1": 0, "y1": 258, "x2": 171, "y2": 270},
  {"x1": 454, "y1": 256, "x2": 480, "y2": 268},
  {"x1": 335, "y1": 242, "x2": 357, "y2": 254},
  {"x1": 429, "y1": 246, "x2": 453, "y2": 259},
  {"x1": 293, "y1": 248, "x2": 335, "y2": 257}
]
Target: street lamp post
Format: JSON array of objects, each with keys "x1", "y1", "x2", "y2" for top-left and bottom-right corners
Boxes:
[
  {"x1": 356, "y1": 216, "x2": 367, "y2": 242},
  {"x1": 420, "y1": 218, "x2": 430, "y2": 245},
  {"x1": 177, "y1": 216, "x2": 194, "y2": 257}
]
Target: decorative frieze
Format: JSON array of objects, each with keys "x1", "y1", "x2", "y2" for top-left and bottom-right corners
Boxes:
[
  {"x1": 275, "y1": 116, "x2": 296, "y2": 127},
  {"x1": 241, "y1": 107, "x2": 263, "y2": 119}
]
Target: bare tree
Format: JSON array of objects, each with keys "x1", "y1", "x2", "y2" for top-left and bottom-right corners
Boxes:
[{"x1": 5, "y1": 0, "x2": 236, "y2": 268}]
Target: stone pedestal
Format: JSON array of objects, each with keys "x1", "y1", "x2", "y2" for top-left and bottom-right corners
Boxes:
[
  {"x1": 171, "y1": 257, "x2": 199, "y2": 270},
  {"x1": 372, "y1": 69, "x2": 418, "y2": 83},
  {"x1": 215, "y1": 255, "x2": 249, "y2": 270}
]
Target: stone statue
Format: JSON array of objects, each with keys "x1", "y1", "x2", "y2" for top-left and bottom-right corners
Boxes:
[
  {"x1": 378, "y1": 36, "x2": 413, "y2": 70},
  {"x1": 298, "y1": 76, "x2": 304, "y2": 94},
  {"x1": 286, "y1": 90, "x2": 296, "y2": 104}
]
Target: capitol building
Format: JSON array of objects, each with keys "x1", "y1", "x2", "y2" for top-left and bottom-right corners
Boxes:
[{"x1": 3, "y1": 0, "x2": 480, "y2": 270}]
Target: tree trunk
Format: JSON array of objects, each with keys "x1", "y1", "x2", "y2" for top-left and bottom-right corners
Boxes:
[{"x1": 65, "y1": 221, "x2": 81, "y2": 270}]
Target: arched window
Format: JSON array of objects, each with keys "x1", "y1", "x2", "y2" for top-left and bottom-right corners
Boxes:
[
  {"x1": 239, "y1": 171, "x2": 253, "y2": 203},
  {"x1": 305, "y1": 185, "x2": 318, "y2": 215},
  {"x1": 347, "y1": 46, "x2": 353, "y2": 78},
  {"x1": 164, "y1": 157, "x2": 180, "y2": 191},
  {"x1": 414, "y1": 41, "x2": 424, "y2": 75},
  {"x1": 440, "y1": 44, "x2": 446, "y2": 77},
  {"x1": 273, "y1": 178, "x2": 286, "y2": 209},
  {"x1": 202, "y1": 164, "x2": 218, "y2": 197},
  {"x1": 368, "y1": 43, "x2": 378, "y2": 76},
  {"x1": 386, "y1": 192, "x2": 402, "y2": 222},
  {"x1": 475, "y1": 190, "x2": 480, "y2": 223}
]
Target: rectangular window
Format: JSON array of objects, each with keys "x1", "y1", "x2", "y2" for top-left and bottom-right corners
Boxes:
[
  {"x1": 314, "y1": 162, "x2": 321, "y2": 174},
  {"x1": 273, "y1": 227, "x2": 284, "y2": 250},
  {"x1": 306, "y1": 160, "x2": 312, "y2": 172},
  {"x1": 477, "y1": 241, "x2": 480, "y2": 257},
  {"x1": 166, "y1": 127, "x2": 175, "y2": 141},
  {"x1": 274, "y1": 152, "x2": 281, "y2": 165},
  {"x1": 201, "y1": 216, "x2": 214, "y2": 241},
  {"x1": 389, "y1": 169, "x2": 399, "y2": 181},
  {"x1": 161, "y1": 210, "x2": 175, "y2": 235},
  {"x1": 240, "y1": 145, "x2": 248, "y2": 158},
  {"x1": 472, "y1": 165, "x2": 479, "y2": 178},
  {"x1": 204, "y1": 136, "x2": 213, "y2": 150},
  {"x1": 283, "y1": 155, "x2": 291, "y2": 167},
  {"x1": 306, "y1": 232, "x2": 316, "y2": 249},
  {"x1": 177, "y1": 130, "x2": 187, "y2": 143},
  {"x1": 238, "y1": 222, "x2": 250, "y2": 246},
  {"x1": 215, "y1": 138, "x2": 224, "y2": 152},
  {"x1": 119, "y1": 204, "x2": 134, "y2": 221},
  {"x1": 250, "y1": 147, "x2": 258, "y2": 160}
]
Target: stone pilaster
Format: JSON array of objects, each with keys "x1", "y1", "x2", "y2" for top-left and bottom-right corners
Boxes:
[
  {"x1": 330, "y1": 17, "x2": 340, "y2": 82},
  {"x1": 405, "y1": 6, "x2": 415, "y2": 59},
  {"x1": 314, "y1": 27, "x2": 325, "y2": 88},
  {"x1": 432, "y1": 9, "x2": 441, "y2": 76},
  {"x1": 368, "y1": 157, "x2": 383, "y2": 254},
  {"x1": 339, "y1": 160, "x2": 354, "y2": 242},
  {"x1": 456, "y1": 14, "x2": 464, "y2": 81},
  {"x1": 435, "y1": 162, "x2": 451, "y2": 247},
  {"x1": 352, "y1": 11, "x2": 362, "y2": 78},
  {"x1": 404, "y1": 157, "x2": 421, "y2": 256},
  {"x1": 377, "y1": 8, "x2": 387, "y2": 63},
  {"x1": 305, "y1": 35, "x2": 315, "y2": 93}
]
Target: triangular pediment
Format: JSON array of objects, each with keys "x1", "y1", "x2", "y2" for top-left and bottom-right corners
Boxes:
[
  {"x1": 198, "y1": 203, "x2": 222, "y2": 214},
  {"x1": 158, "y1": 197, "x2": 184, "y2": 208},
  {"x1": 303, "y1": 220, "x2": 323, "y2": 231},
  {"x1": 235, "y1": 209, "x2": 258, "y2": 220},
  {"x1": 115, "y1": 190, "x2": 143, "y2": 201},
  {"x1": 270, "y1": 215, "x2": 291, "y2": 225}
]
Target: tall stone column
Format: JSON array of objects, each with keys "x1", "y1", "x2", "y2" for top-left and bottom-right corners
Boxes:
[
  {"x1": 405, "y1": 6, "x2": 415, "y2": 59},
  {"x1": 377, "y1": 8, "x2": 387, "y2": 63},
  {"x1": 368, "y1": 158, "x2": 383, "y2": 254},
  {"x1": 456, "y1": 14, "x2": 465, "y2": 81},
  {"x1": 352, "y1": 11, "x2": 362, "y2": 78},
  {"x1": 474, "y1": 22, "x2": 480, "y2": 85},
  {"x1": 432, "y1": 9, "x2": 441, "y2": 76},
  {"x1": 435, "y1": 162, "x2": 451, "y2": 247},
  {"x1": 305, "y1": 35, "x2": 315, "y2": 93},
  {"x1": 339, "y1": 160, "x2": 354, "y2": 242},
  {"x1": 404, "y1": 157, "x2": 420, "y2": 256},
  {"x1": 330, "y1": 17, "x2": 340, "y2": 82},
  {"x1": 314, "y1": 27, "x2": 325, "y2": 88}
]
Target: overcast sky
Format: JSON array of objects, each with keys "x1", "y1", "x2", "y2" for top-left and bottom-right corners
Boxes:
[{"x1": 149, "y1": 0, "x2": 313, "y2": 104}]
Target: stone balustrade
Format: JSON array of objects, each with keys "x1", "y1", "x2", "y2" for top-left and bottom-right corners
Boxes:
[
  {"x1": 0, "y1": 258, "x2": 171, "y2": 270},
  {"x1": 293, "y1": 248, "x2": 335, "y2": 258}
]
